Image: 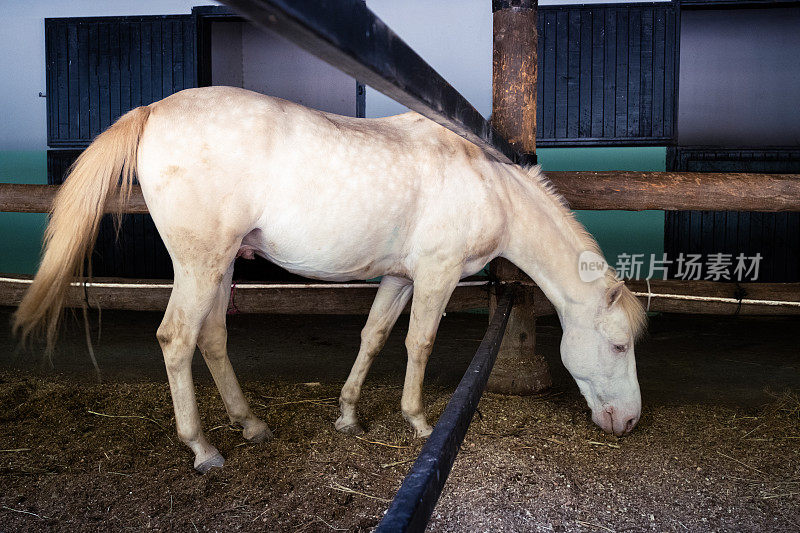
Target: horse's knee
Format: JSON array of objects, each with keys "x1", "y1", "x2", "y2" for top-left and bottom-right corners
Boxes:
[
  {"x1": 157, "y1": 321, "x2": 192, "y2": 348},
  {"x1": 405, "y1": 335, "x2": 435, "y2": 361}
]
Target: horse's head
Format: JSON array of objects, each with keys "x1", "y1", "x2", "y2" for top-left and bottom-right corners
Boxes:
[{"x1": 560, "y1": 279, "x2": 646, "y2": 436}]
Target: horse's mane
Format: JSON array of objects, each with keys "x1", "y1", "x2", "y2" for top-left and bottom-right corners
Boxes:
[{"x1": 515, "y1": 164, "x2": 647, "y2": 341}]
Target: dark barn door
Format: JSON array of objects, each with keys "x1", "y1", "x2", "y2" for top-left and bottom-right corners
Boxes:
[
  {"x1": 535, "y1": 3, "x2": 678, "y2": 147},
  {"x1": 45, "y1": 15, "x2": 197, "y2": 278},
  {"x1": 665, "y1": 148, "x2": 800, "y2": 283}
]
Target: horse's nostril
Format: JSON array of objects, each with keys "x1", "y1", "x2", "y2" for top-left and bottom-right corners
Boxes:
[{"x1": 624, "y1": 416, "x2": 637, "y2": 434}]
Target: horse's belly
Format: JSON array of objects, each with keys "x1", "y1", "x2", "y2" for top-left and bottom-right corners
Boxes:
[{"x1": 242, "y1": 227, "x2": 407, "y2": 282}]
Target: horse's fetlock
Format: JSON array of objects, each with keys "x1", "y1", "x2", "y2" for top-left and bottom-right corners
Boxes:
[
  {"x1": 401, "y1": 401, "x2": 423, "y2": 420},
  {"x1": 340, "y1": 385, "x2": 359, "y2": 406},
  {"x1": 228, "y1": 408, "x2": 252, "y2": 426},
  {"x1": 176, "y1": 426, "x2": 200, "y2": 445}
]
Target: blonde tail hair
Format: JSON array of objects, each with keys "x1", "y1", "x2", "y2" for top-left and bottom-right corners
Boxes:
[{"x1": 13, "y1": 106, "x2": 151, "y2": 355}]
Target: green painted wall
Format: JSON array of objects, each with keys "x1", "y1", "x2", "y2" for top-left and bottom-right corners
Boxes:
[
  {"x1": 538, "y1": 146, "x2": 666, "y2": 272},
  {"x1": 0, "y1": 151, "x2": 48, "y2": 275},
  {"x1": 0, "y1": 147, "x2": 666, "y2": 276}
]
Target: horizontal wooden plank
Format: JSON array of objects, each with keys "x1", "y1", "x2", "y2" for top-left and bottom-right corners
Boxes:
[
  {"x1": 546, "y1": 171, "x2": 800, "y2": 211},
  {"x1": 4, "y1": 171, "x2": 800, "y2": 214},
  {"x1": 0, "y1": 183, "x2": 149, "y2": 214},
  {"x1": 0, "y1": 276, "x2": 489, "y2": 315},
  {"x1": 626, "y1": 279, "x2": 800, "y2": 316},
  {"x1": 2, "y1": 275, "x2": 797, "y2": 317}
]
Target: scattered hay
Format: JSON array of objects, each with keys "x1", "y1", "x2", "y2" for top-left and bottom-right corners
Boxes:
[
  {"x1": 353, "y1": 435, "x2": 410, "y2": 449},
  {"x1": 587, "y1": 441, "x2": 621, "y2": 449},
  {"x1": 329, "y1": 481, "x2": 391, "y2": 503}
]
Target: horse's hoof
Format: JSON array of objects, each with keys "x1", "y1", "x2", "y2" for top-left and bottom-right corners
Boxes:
[
  {"x1": 243, "y1": 422, "x2": 273, "y2": 444},
  {"x1": 194, "y1": 452, "x2": 225, "y2": 474},
  {"x1": 334, "y1": 417, "x2": 365, "y2": 435},
  {"x1": 413, "y1": 425, "x2": 433, "y2": 439}
]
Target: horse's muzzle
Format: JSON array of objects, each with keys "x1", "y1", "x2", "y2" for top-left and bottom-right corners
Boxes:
[{"x1": 593, "y1": 404, "x2": 640, "y2": 436}]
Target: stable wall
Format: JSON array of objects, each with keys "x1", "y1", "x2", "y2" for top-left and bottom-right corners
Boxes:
[
  {"x1": 0, "y1": 153, "x2": 48, "y2": 275},
  {"x1": 210, "y1": 21, "x2": 359, "y2": 116},
  {"x1": 1, "y1": 1, "x2": 211, "y2": 275},
  {"x1": 1, "y1": 0, "x2": 667, "y2": 276}
]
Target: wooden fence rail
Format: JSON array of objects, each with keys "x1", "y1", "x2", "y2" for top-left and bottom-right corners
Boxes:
[
  {"x1": 0, "y1": 183, "x2": 148, "y2": 214},
  {"x1": 547, "y1": 171, "x2": 800, "y2": 211},
  {"x1": 3, "y1": 171, "x2": 800, "y2": 214},
  {"x1": 1, "y1": 275, "x2": 797, "y2": 316},
  {"x1": 0, "y1": 276, "x2": 489, "y2": 315}
]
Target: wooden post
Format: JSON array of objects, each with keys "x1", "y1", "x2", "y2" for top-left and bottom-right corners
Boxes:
[{"x1": 488, "y1": 0, "x2": 552, "y2": 394}]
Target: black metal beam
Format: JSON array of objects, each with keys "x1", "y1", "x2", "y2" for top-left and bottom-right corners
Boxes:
[
  {"x1": 220, "y1": 0, "x2": 526, "y2": 165},
  {"x1": 375, "y1": 290, "x2": 515, "y2": 533}
]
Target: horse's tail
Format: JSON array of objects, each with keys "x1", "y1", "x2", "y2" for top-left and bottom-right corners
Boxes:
[{"x1": 13, "y1": 105, "x2": 151, "y2": 355}]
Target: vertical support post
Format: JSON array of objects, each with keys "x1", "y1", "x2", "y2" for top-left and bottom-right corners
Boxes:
[{"x1": 487, "y1": 0, "x2": 552, "y2": 395}]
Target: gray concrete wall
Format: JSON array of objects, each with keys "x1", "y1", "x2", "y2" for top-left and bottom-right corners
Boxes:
[
  {"x1": 240, "y1": 24, "x2": 357, "y2": 115},
  {"x1": 211, "y1": 21, "x2": 358, "y2": 116}
]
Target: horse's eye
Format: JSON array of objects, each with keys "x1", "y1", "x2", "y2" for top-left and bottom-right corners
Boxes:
[{"x1": 613, "y1": 344, "x2": 627, "y2": 353}]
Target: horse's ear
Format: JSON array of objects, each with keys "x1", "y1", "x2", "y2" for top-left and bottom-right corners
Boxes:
[{"x1": 605, "y1": 280, "x2": 625, "y2": 309}]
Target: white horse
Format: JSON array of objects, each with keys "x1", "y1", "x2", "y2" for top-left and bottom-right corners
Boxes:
[{"x1": 15, "y1": 86, "x2": 645, "y2": 473}]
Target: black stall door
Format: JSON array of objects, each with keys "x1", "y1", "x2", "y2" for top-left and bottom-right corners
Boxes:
[
  {"x1": 46, "y1": 15, "x2": 195, "y2": 279},
  {"x1": 665, "y1": 148, "x2": 800, "y2": 283},
  {"x1": 535, "y1": 3, "x2": 678, "y2": 147}
]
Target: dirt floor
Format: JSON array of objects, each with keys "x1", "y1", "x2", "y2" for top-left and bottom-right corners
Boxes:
[{"x1": 0, "y1": 307, "x2": 798, "y2": 532}]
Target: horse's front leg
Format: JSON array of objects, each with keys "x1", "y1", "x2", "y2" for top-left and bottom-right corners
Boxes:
[
  {"x1": 336, "y1": 275, "x2": 413, "y2": 434},
  {"x1": 402, "y1": 265, "x2": 461, "y2": 438}
]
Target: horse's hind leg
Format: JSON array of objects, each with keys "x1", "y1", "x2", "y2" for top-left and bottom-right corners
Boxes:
[
  {"x1": 336, "y1": 276, "x2": 413, "y2": 435},
  {"x1": 197, "y1": 265, "x2": 270, "y2": 443},
  {"x1": 158, "y1": 268, "x2": 228, "y2": 473}
]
